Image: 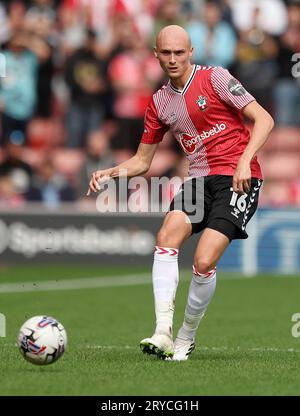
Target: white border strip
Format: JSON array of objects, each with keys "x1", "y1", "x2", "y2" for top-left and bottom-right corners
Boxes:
[
  {"x1": 3, "y1": 343, "x2": 300, "y2": 353},
  {"x1": 0, "y1": 273, "x2": 298, "y2": 294},
  {"x1": 0, "y1": 273, "x2": 151, "y2": 294},
  {"x1": 84, "y1": 345, "x2": 300, "y2": 353}
]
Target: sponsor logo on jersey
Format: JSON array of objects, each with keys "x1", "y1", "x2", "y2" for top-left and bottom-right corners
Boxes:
[
  {"x1": 179, "y1": 133, "x2": 200, "y2": 154},
  {"x1": 179, "y1": 123, "x2": 227, "y2": 154},
  {"x1": 228, "y1": 78, "x2": 246, "y2": 96},
  {"x1": 196, "y1": 95, "x2": 208, "y2": 110},
  {"x1": 199, "y1": 123, "x2": 227, "y2": 141}
]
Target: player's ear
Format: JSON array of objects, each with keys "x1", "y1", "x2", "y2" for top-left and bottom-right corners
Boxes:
[
  {"x1": 153, "y1": 47, "x2": 158, "y2": 58},
  {"x1": 189, "y1": 47, "x2": 194, "y2": 59}
]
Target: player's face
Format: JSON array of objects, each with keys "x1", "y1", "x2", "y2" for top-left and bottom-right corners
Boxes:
[{"x1": 155, "y1": 41, "x2": 193, "y2": 81}]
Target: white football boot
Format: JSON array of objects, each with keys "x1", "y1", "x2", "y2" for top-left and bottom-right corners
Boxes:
[
  {"x1": 171, "y1": 337, "x2": 195, "y2": 361},
  {"x1": 140, "y1": 333, "x2": 174, "y2": 360}
]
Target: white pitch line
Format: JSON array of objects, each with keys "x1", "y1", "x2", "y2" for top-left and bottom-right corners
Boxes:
[
  {"x1": 0, "y1": 272, "x2": 199, "y2": 294},
  {"x1": 1, "y1": 272, "x2": 298, "y2": 295},
  {"x1": 84, "y1": 345, "x2": 300, "y2": 353},
  {"x1": 0, "y1": 273, "x2": 152, "y2": 294},
  {"x1": 3, "y1": 343, "x2": 300, "y2": 353}
]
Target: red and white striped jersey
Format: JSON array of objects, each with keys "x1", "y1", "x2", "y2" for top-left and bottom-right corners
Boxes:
[{"x1": 141, "y1": 65, "x2": 262, "y2": 179}]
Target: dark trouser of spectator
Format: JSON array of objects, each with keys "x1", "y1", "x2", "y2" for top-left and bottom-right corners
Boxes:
[
  {"x1": 67, "y1": 102, "x2": 104, "y2": 148},
  {"x1": 273, "y1": 79, "x2": 300, "y2": 126},
  {"x1": 111, "y1": 118, "x2": 144, "y2": 152},
  {"x1": 233, "y1": 61, "x2": 277, "y2": 113},
  {"x1": 0, "y1": 113, "x2": 28, "y2": 145}
]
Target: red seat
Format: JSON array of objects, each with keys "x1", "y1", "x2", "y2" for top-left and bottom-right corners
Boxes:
[
  {"x1": 22, "y1": 148, "x2": 46, "y2": 169},
  {"x1": 260, "y1": 180, "x2": 292, "y2": 206},
  {"x1": 261, "y1": 127, "x2": 300, "y2": 152},
  {"x1": 259, "y1": 153, "x2": 300, "y2": 180},
  {"x1": 27, "y1": 118, "x2": 65, "y2": 150},
  {"x1": 51, "y1": 149, "x2": 85, "y2": 180}
]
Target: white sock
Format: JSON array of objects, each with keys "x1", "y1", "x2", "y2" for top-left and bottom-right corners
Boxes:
[
  {"x1": 176, "y1": 265, "x2": 217, "y2": 341},
  {"x1": 152, "y1": 246, "x2": 179, "y2": 337}
]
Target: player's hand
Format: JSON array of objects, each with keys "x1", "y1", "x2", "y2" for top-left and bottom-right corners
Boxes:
[
  {"x1": 86, "y1": 169, "x2": 113, "y2": 196},
  {"x1": 233, "y1": 159, "x2": 251, "y2": 194}
]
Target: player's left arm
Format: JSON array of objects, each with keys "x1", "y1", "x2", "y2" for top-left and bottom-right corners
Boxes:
[
  {"x1": 233, "y1": 101, "x2": 274, "y2": 194},
  {"x1": 210, "y1": 67, "x2": 274, "y2": 194}
]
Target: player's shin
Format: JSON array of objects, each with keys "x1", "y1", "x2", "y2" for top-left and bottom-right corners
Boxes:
[
  {"x1": 177, "y1": 266, "x2": 216, "y2": 341},
  {"x1": 152, "y1": 246, "x2": 179, "y2": 337}
]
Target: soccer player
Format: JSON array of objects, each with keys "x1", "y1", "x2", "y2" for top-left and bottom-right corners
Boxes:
[{"x1": 87, "y1": 25, "x2": 274, "y2": 360}]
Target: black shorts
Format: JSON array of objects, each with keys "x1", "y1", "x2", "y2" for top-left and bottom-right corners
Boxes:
[{"x1": 169, "y1": 175, "x2": 262, "y2": 241}]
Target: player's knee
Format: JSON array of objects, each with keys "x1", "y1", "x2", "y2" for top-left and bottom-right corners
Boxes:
[
  {"x1": 156, "y1": 227, "x2": 175, "y2": 247},
  {"x1": 194, "y1": 257, "x2": 214, "y2": 275}
]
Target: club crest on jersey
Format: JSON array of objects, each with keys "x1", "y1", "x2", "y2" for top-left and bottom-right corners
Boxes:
[
  {"x1": 179, "y1": 133, "x2": 200, "y2": 155},
  {"x1": 196, "y1": 95, "x2": 208, "y2": 111}
]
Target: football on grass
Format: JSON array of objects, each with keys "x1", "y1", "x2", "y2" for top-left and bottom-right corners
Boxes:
[{"x1": 17, "y1": 316, "x2": 67, "y2": 365}]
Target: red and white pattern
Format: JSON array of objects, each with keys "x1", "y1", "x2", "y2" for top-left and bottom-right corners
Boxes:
[
  {"x1": 193, "y1": 265, "x2": 216, "y2": 278},
  {"x1": 211, "y1": 67, "x2": 254, "y2": 110},
  {"x1": 141, "y1": 65, "x2": 262, "y2": 179},
  {"x1": 154, "y1": 246, "x2": 178, "y2": 256}
]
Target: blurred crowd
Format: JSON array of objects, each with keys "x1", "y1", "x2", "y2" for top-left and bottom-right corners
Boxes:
[{"x1": 0, "y1": 0, "x2": 299, "y2": 209}]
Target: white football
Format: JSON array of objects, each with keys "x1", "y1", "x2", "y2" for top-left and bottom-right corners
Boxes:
[{"x1": 17, "y1": 315, "x2": 67, "y2": 365}]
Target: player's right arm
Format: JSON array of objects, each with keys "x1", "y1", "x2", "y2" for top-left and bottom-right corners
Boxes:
[
  {"x1": 87, "y1": 95, "x2": 168, "y2": 196},
  {"x1": 87, "y1": 142, "x2": 159, "y2": 195}
]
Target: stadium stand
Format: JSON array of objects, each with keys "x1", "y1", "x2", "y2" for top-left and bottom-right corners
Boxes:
[{"x1": 0, "y1": 0, "x2": 299, "y2": 208}]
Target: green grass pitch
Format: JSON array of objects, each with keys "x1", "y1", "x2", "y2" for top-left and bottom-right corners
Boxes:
[{"x1": 1, "y1": 264, "x2": 300, "y2": 396}]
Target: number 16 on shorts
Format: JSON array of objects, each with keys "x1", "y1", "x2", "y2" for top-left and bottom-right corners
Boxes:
[{"x1": 229, "y1": 187, "x2": 248, "y2": 219}]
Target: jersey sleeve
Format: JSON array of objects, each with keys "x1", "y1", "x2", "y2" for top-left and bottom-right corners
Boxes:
[
  {"x1": 140, "y1": 97, "x2": 169, "y2": 144},
  {"x1": 210, "y1": 67, "x2": 255, "y2": 110}
]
